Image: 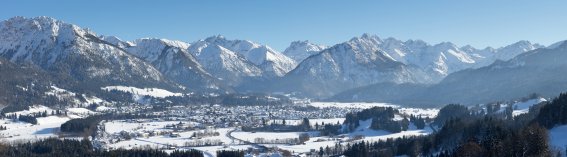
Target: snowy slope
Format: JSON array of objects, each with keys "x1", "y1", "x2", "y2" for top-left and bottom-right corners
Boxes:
[
  {"x1": 102, "y1": 86, "x2": 183, "y2": 102},
  {"x1": 346, "y1": 119, "x2": 432, "y2": 142},
  {"x1": 335, "y1": 41, "x2": 567, "y2": 106},
  {"x1": 347, "y1": 34, "x2": 542, "y2": 77},
  {"x1": 202, "y1": 35, "x2": 297, "y2": 77},
  {"x1": 279, "y1": 34, "x2": 432, "y2": 97},
  {"x1": 312, "y1": 34, "x2": 541, "y2": 100},
  {"x1": 188, "y1": 40, "x2": 263, "y2": 86},
  {"x1": 512, "y1": 98, "x2": 547, "y2": 116},
  {"x1": 102, "y1": 86, "x2": 183, "y2": 98},
  {"x1": 99, "y1": 35, "x2": 134, "y2": 49},
  {"x1": 0, "y1": 16, "x2": 169, "y2": 88},
  {"x1": 283, "y1": 40, "x2": 327, "y2": 63},
  {"x1": 127, "y1": 38, "x2": 227, "y2": 92},
  {"x1": 0, "y1": 17, "x2": 547, "y2": 99}
]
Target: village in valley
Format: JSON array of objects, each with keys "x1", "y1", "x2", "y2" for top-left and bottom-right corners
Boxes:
[{"x1": 0, "y1": 85, "x2": 443, "y2": 157}]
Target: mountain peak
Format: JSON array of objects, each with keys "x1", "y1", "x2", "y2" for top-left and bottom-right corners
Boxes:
[
  {"x1": 460, "y1": 45, "x2": 477, "y2": 51},
  {"x1": 283, "y1": 40, "x2": 326, "y2": 62},
  {"x1": 100, "y1": 35, "x2": 134, "y2": 48},
  {"x1": 0, "y1": 16, "x2": 170, "y2": 89},
  {"x1": 289, "y1": 40, "x2": 311, "y2": 45},
  {"x1": 360, "y1": 33, "x2": 375, "y2": 39},
  {"x1": 351, "y1": 33, "x2": 382, "y2": 43},
  {"x1": 433, "y1": 42, "x2": 457, "y2": 48},
  {"x1": 204, "y1": 35, "x2": 227, "y2": 43},
  {"x1": 7, "y1": 16, "x2": 58, "y2": 24},
  {"x1": 287, "y1": 40, "x2": 324, "y2": 49}
]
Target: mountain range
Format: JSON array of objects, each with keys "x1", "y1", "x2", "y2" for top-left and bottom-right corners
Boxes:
[
  {"x1": 0, "y1": 16, "x2": 562, "y2": 107},
  {"x1": 331, "y1": 41, "x2": 567, "y2": 106},
  {"x1": 268, "y1": 34, "x2": 541, "y2": 98}
]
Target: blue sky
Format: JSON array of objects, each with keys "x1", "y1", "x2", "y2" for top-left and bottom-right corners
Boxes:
[{"x1": 1, "y1": 0, "x2": 567, "y2": 51}]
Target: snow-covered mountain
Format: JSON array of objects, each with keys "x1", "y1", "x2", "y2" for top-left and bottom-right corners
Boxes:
[
  {"x1": 278, "y1": 37, "x2": 431, "y2": 97},
  {"x1": 188, "y1": 39, "x2": 263, "y2": 86},
  {"x1": 417, "y1": 40, "x2": 567, "y2": 105},
  {"x1": 347, "y1": 34, "x2": 542, "y2": 77},
  {"x1": 125, "y1": 38, "x2": 229, "y2": 92},
  {"x1": 99, "y1": 35, "x2": 133, "y2": 49},
  {"x1": 0, "y1": 16, "x2": 171, "y2": 89},
  {"x1": 202, "y1": 35, "x2": 296, "y2": 77},
  {"x1": 0, "y1": 16, "x2": 548, "y2": 99},
  {"x1": 185, "y1": 35, "x2": 298, "y2": 87},
  {"x1": 332, "y1": 41, "x2": 565, "y2": 106},
  {"x1": 275, "y1": 34, "x2": 541, "y2": 97},
  {"x1": 282, "y1": 40, "x2": 327, "y2": 62}
]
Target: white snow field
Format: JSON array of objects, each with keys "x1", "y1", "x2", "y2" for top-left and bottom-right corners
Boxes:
[
  {"x1": 231, "y1": 131, "x2": 319, "y2": 142},
  {"x1": 347, "y1": 119, "x2": 432, "y2": 142},
  {"x1": 105, "y1": 125, "x2": 236, "y2": 157},
  {"x1": 398, "y1": 108, "x2": 439, "y2": 118},
  {"x1": 101, "y1": 86, "x2": 183, "y2": 102},
  {"x1": 309, "y1": 102, "x2": 440, "y2": 118},
  {"x1": 231, "y1": 118, "x2": 432, "y2": 154},
  {"x1": 0, "y1": 105, "x2": 96, "y2": 142},
  {"x1": 46, "y1": 86, "x2": 106, "y2": 107},
  {"x1": 103, "y1": 120, "x2": 199, "y2": 134},
  {"x1": 309, "y1": 102, "x2": 398, "y2": 109},
  {"x1": 102, "y1": 118, "x2": 432, "y2": 156},
  {"x1": 511, "y1": 98, "x2": 547, "y2": 116},
  {"x1": 269, "y1": 118, "x2": 345, "y2": 126},
  {"x1": 0, "y1": 116, "x2": 70, "y2": 142}
]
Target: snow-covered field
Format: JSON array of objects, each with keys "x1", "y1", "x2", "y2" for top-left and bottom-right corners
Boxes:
[
  {"x1": 309, "y1": 102, "x2": 397, "y2": 109},
  {"x1": 67, "y1": 108, "x2": 97, "y2": 117},
  {"x1": 309, "y1": 102, "x2": 440, "y2": 118},
  {"x1": 6, "y1": 105, "x2": 54, "y2": 116},
  {"x1": 0, "y1": 116, "x2": 70, "y2": 142},
  {"x1": 104, "y1": 120, "x2": 198, "y2": 134},
  {"x1": 101, "y1": 86, "x2": 183, "y2": 98},
  {"x1": 270, "y1": 118, "x2": 345, "y2": 126},
  {"x1": 231, "y1": 131, "x2": 318, "y2": 141},
  {"x1": 0, "y1": 105, "x2": 96, "y2": 142},
  {"x1": 398, "y1": 108, "x2": 439, "y2": 118},
  {"x1": 5, "y1": 105, "x2": 96, "y2": 120},
  {"x1": 511, "y1": 98, "x2": 547, "y2": 116},
  {"x1": 106, "y1": 126, "x2": 235, "y2": 152},
  {"x1": 231, "y1": 118, "x2": 432, "y2": 154},
  {"x1": 46, "y1": 86, "x2": 106, "y2": 107},
  {"x1": 265, "y1": 136, "x2": 340, "y2": 153},
  {"x1": 347, "y1": 119, "x2": 432, "y2": 142}
]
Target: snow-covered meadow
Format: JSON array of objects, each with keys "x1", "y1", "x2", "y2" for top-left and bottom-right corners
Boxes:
[
  {"x1": 0, "y1": 105, "x2": 96, "y2": 142},
  {"x1": 309, "y1": 102, "x2": 398, "y2": 109},
  {"x1": 511, "y1": 98, "x2": 547, "y2": 116},
  {"x1": 102, "y1": 86, "x2": 183, "y2": 98},
  {"x1": 0, "y1": 116, "x2": 70, "y2": 142},
  {"x1": 309, "y1": 101, "x2": 440, "y2": 118}
]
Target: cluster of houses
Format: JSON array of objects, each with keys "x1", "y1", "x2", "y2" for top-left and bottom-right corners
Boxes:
[{"x1": 146, "y1": 104, "x2": 363, "y2": 129}]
